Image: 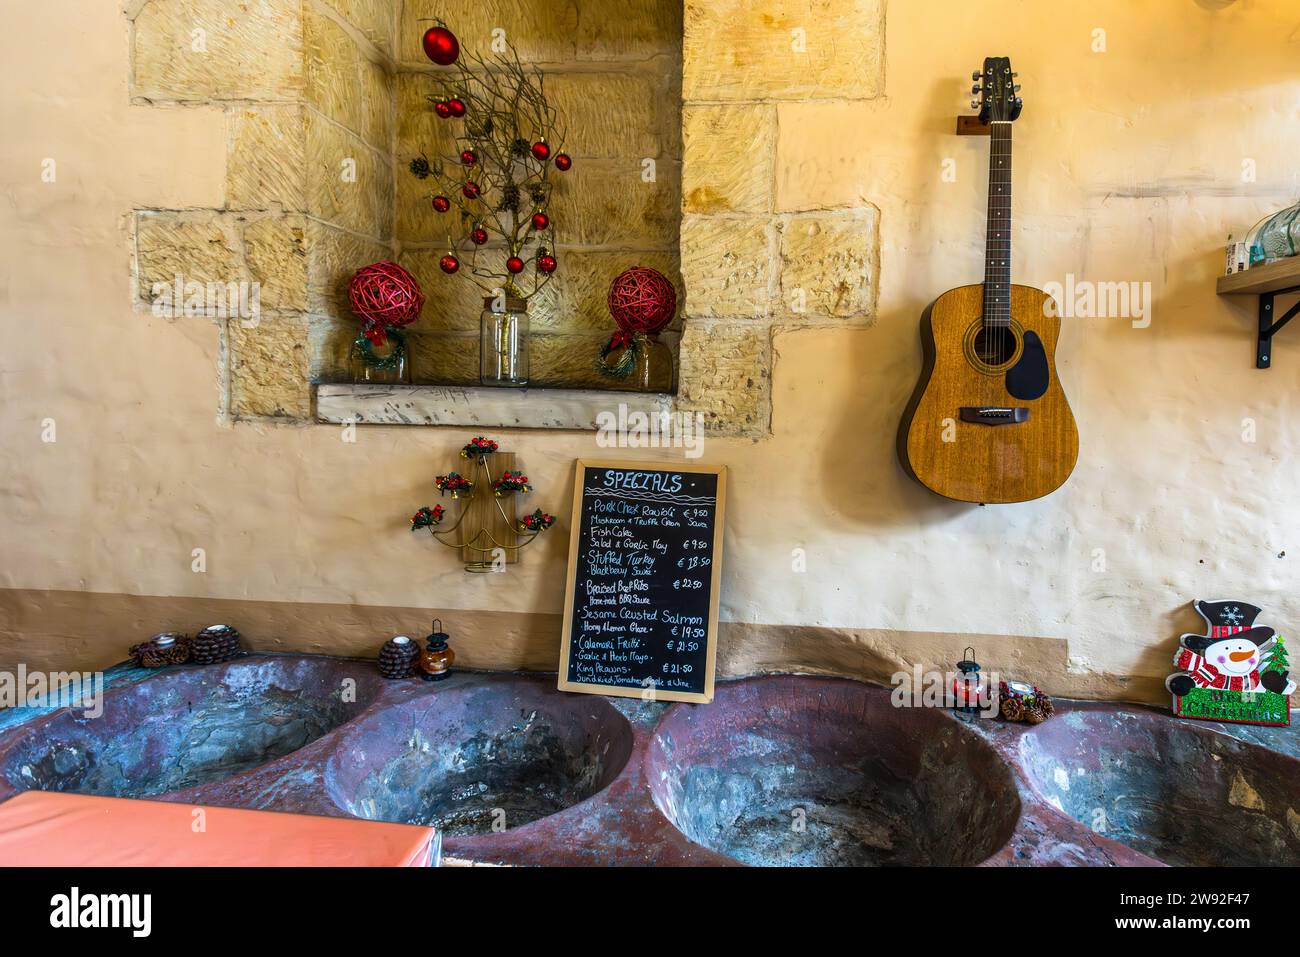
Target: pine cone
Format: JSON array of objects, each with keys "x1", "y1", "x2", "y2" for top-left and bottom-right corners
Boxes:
[
  {"x1": 409, "y1": 156, "x2": 431, "y2": 179},
  {"x1": 191, "y1": 625, "x2": 243, "y2": 664},
  {"x1": 1037, "y1": 695, "x2": 1055, "y2": 718},
  {"x1": 1000, "y1": 696, "x2": 1024, "y2": 722},
  {"x1": 1024, "y1": 707, "x2": 1048, "y2": 725},
  {"x1": 378, "y1": 637, "x2": 419, "y2": 679},
  {"x1": 498, "y1": 184, "x2": 520, "y2": 212},
  {"x1": 130, "y1": 633, "x2": 192, "y2": 668}
]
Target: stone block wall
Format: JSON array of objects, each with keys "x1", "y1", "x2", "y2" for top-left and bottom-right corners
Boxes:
[
  {"x1": 129, "y1": 0, "x2": 396, "y2": 421},
  {"x1": 676, "y1": 0, "x2": 884, "y2": 435},
  {"x1": 394, "y1": 0, "x2": 683, "y2": 388}
]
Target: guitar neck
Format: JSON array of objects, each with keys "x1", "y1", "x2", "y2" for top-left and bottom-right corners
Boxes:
[{"x1": 984, "y1": 122, "x2": 1012, "y2": 328}]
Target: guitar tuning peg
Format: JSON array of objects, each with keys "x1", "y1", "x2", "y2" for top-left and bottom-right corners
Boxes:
[
  {"x1": 970, "y1": 100, "x2": 979, "y2": 109},
  {"x1": 972, "y1": 71, "x2": 981, "y2": 81},
  {"x1": 1011, "y1": 72, "x2": 1019, "y2": 78},
  {"x1": 971, "y1": 84, "x2": 981, "y2": 94},
  {"x1": 1013, "y1": 84, "x2": 1022, "y2": 92}
]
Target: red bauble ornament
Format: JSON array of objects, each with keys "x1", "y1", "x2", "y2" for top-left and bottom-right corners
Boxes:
[
  {"x1": 460, "y1": 149, "x2": 477, "y2": 166},
  {"x1": 607, "y1": 266, "x2": 677, "y2": 335},
  {"x1": 537, "y1": 253, "x2": 557, "y2": 274},
  {"x1": 462, "y1": 181, "x2": 481, "y2": 199},
  {"x1": 447, "y1": 98, "x2": 466, "y2": 117},
  {"x1": 530, "y1": 212, "x2": 550, "y2": 231},
  {"x1": 431, "y1": 195, "x2": 450, "y2": 212},
  {"x1": 506, "y1": 256, "x2": 525, "y2": 274},
  {"x1": 470, "y1": 227, "x2": 489, "y2": 245},
  {"x1": 348, "y1": 261, "x2": 425, "y2": 345},
  {"x1": 530, "y1": 141, "x2": 551, "y2": 161},
  {"x1": 422, "y1": 26, "x2": 460, "y2": 66},
  {"x1": 439, "y1": 254, "x2": 460, "y2": 274},
  {"x1": 434, "y1": 100, "x2": 453, "y2": 119},
  {"x1": 553, "y1": 153, "x2": 572, "y2": 171}
]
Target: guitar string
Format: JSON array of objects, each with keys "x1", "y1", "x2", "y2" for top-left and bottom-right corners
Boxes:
[{"x1": 986, "y1": 122, "x2": 1011, "y2": 364}]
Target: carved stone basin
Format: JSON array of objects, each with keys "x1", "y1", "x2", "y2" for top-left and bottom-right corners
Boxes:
[
  {"x1": 0, "y1": 657, "x2": 382, "y2": 798},
  {"x1": 323, "y1": 675, "x2": 634, "y2": 836},
  {"x1": 647, "y1": 676, "x2": 1021, "y2": 866},
  {"x1": 1019, "y1": 709, "x2": 1300, "y2": 866}
]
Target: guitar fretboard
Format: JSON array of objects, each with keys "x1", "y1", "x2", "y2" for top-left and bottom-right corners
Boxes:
[{"x1": 984, "y1": 122, "x2": 1012, "y2": 328}]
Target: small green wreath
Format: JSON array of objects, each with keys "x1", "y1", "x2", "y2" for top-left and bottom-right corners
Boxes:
[
  {"x1": 596, "y1": 331, "x2": 641, "y2": 379},
  {"x1": 351, "y1": 328, "x2": 407, "y2": 371}
]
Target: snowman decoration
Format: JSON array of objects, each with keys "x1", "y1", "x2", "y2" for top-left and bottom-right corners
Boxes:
[{"x1": 1166, "y1": 599, "x2": 1294, "y2": 725}]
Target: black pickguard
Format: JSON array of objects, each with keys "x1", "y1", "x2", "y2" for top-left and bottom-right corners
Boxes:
[{"x1": 1005, "y1": 330, "x2": 1049, "y2": 400}]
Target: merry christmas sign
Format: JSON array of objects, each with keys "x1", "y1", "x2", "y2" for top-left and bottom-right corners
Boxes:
[{"x1": 1165, "y1": 599, "x2": 1294, "y2": 727}]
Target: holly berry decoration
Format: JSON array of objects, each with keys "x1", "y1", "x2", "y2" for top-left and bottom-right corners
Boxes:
[
  {"x1": 537, "y1": 251, "x2": 557, "y2": 274},
  {"x1": 470, "y1": 227, "x2": 489, "y2": 245},
  {"x1": 554, "y1": 153, "x2": 572, "y2": 171},
  {"x1": 492, "y1": 470, "x2": 532, "y2": 495},
  {"x1": 434, "y1": 100, "x2": 453, "y2": 119},
  {"x1": 422, "y1": 26, "x2": 460, "y2": 66},
  {"x1": 462, "y1": 181, "x2": 481, "y2": 199},
  {"x1": 435, "y1": 472, "x2": 473, "y2": 497},
  {"x1": 461, "y1": 436, "x2": 499, "y2": 459},
  {"x1": 411, "y1": 505, "x2": 445, "y2": 531},
  {"x1": 460, "y1": 149, "x2": 477, "y2": 166},
  {"x1": 520, "y1": 509, "x2": 557, "y2": 533},
  {"x1": 506, "y1": 256, "x2": 525, "y2": 274},
  {"x1": 439, "y1": 254, "x2": 460, "y2": 274},
  {"x1": 530, "y1": 212, "x2": 550, "y2": 231},
  {"x1": 447, "y1": 98, "x2": 466, "y2": 117},
  {"x1": 530, "y1": 141, "x2": 551, "y2": 161},
  {"x1": 431, "y1": 195, "x2": 450, "y2": 212}
]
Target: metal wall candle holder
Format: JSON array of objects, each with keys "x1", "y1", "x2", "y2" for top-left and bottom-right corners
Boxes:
[{"x1": 410, "y1": 437, "x2": 555, "y2": 572}]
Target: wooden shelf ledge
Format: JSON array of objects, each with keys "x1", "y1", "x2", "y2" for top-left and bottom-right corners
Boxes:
[
  {"x1": 1217, "y1": 256, "x2": 1300, "y2": 296},
  {"x1": 316, "y1": 383, "x2": 675, "y2": 430}
]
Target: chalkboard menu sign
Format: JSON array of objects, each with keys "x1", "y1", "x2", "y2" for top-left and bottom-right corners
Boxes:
[{"x1": 558, "y1": 460, "x2": 726, "y2": 703}]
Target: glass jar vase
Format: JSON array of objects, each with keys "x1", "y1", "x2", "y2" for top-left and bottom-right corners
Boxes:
[
  {"x1": 631, "y1": 335, "x2": 675, "y2": 392},
  {"x1": 480, "y1": 296, "x2": 529, "y2": 387},
  {"x1": 1247, "y1": 201, "x2": 1300, "y2": 266},
  {"x1": 349, "y1": 329, "x2": 410, "y2": 384}
]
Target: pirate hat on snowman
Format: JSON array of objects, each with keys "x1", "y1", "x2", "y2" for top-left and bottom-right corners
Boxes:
[
  {"x1": 1193, "y1": 599, "x2": 1263, "y2": 631},
  {"x1": 1180, "y1": 625, "x2": 1275, "y2": 655}
]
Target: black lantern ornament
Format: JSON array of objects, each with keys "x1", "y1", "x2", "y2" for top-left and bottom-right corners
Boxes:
[
  {"x1": 418, "y1": 619, "x2": 455, "y2": 682},
  {"x1": 953, "y1": 646, "x2": 984, "y2": 720}
]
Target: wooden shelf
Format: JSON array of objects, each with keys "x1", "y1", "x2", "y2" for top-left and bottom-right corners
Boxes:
[
  {"x1": 1217, "y1": 256, "x2": 1300, "y2": 296},
  {"x1": 316, "y1": 383, "x2": 675, "y2": 430},
  {"x1": 1216, "y1": 256, "x2": 1300, "y2": 369}
]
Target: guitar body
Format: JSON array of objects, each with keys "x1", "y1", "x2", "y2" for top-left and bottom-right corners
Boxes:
[{"x1": 898, "y1": 283, "x2": 1078, "y2": 503}]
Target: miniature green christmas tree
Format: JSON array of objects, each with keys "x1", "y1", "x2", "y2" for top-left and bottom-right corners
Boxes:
[{"x1": 1266, "y1": 634, "x2": 1289, "y2": 674}]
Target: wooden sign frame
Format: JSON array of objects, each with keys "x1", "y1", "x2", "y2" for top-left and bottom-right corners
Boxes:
[{"x1": 557, "y1": 459, "x2": 726, "y2": 704}]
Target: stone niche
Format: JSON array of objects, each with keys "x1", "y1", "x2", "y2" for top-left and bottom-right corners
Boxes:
[{"x1": 129, "y1": 0, "x2": 883, "y2": 438}]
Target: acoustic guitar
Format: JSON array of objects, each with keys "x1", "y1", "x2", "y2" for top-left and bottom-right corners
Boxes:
[{"x1": 898, "y1": 57, "x2": 1078, "y2": 504}]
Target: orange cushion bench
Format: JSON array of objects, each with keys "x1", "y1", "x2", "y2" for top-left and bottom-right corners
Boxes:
[{"x1": 0, "y1": 791, "x2": 439, "y2": 867}]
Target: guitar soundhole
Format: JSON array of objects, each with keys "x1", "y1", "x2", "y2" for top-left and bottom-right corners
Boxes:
[{"x1": 973, "y1": 326, "x2": 1018, "y2": 366}]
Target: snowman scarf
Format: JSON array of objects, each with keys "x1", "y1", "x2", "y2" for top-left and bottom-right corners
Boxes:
[{"x1": 1173, "y1": 647, "x2": 1262, "y2": 692}]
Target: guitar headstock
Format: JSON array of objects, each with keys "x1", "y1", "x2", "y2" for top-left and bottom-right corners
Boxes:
[{"x1": 971, "y1": 56, "x2": 1022, "y2": 123}]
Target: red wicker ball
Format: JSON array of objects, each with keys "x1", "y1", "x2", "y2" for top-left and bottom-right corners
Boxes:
[
  {"x1": 607, "y1": 266, "x2": 677, "y2": 335},
  {"x1": 348, "y1": 262, "x2": 424, "y2": 338}
]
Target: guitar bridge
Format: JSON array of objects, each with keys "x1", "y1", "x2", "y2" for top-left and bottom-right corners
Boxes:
[{"x1": 960, "y1": 406, "x2": 1029, "y2": 426}]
